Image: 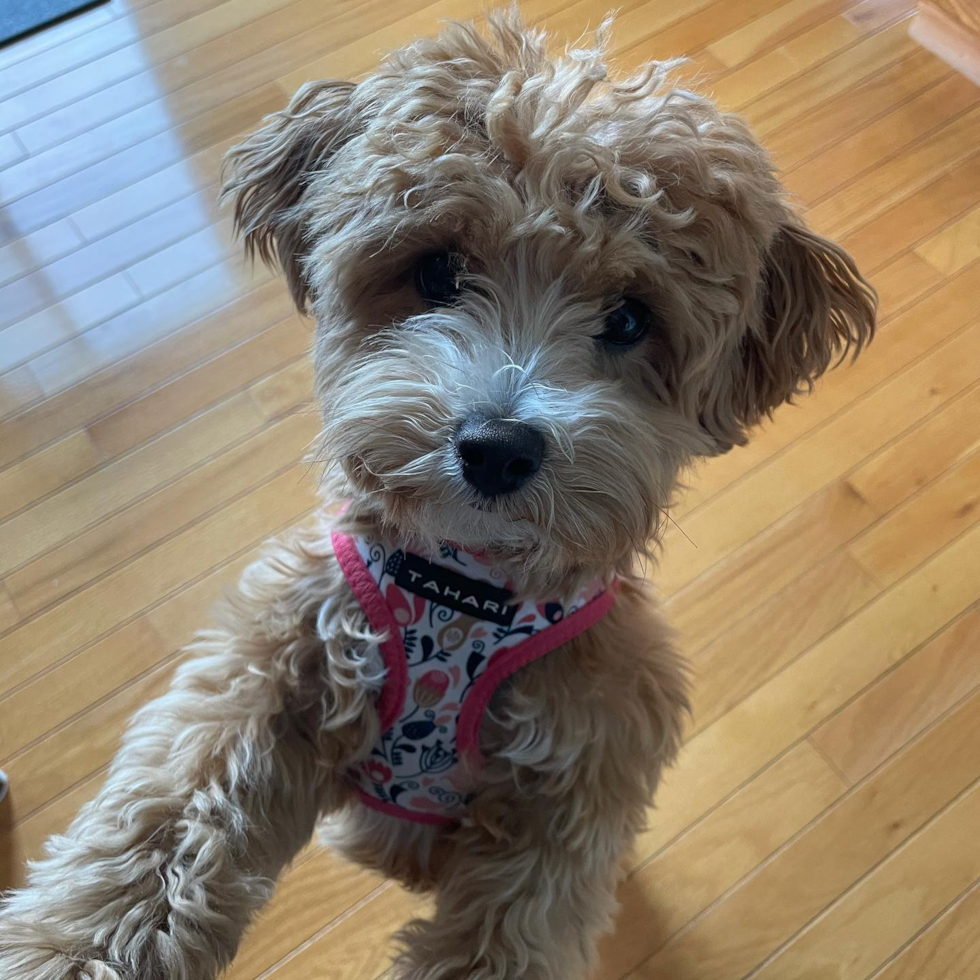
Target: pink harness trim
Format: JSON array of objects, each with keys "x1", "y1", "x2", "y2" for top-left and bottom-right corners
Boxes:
[
  {"x1": 332, "y1": 527, "x2": 615, "y2": 825},
  {"x1": 456, "y1": 587, "x2": 616, "y2": 756},
  {"x1": 332, "y1": 530, "x2": 408, "y2": 732}
]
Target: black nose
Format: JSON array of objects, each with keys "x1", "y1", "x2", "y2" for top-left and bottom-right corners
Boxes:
[{"x1": 455, "y1": 416, "x2": 546, "y2": 497}]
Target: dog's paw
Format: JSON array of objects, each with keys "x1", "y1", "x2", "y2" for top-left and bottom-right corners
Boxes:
[
  {"x1": 0, "y1": 916, "x2": 121, "y2": 980},
  {"x1": 0, "y1": 948, "x2": 124, "y2": 980},
  {"x1": 78, "y1": 964, "x2": 124, "y2": 980}
]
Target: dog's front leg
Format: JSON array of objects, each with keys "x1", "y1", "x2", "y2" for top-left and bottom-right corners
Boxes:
[
  {"x1": 392, "y1": 620, "x2": 688, "y2": 980},
  {"x1": 0, "y1": 531, "x2": 375, "y2": 980},
  {"x1": 391, "y1": 779, "x2": 638, "y2": 980}
]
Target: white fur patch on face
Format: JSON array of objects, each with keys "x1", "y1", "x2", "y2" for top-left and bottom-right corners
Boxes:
[{"x1": 313, "y1": 256, "x2": 698, "y2": 590}]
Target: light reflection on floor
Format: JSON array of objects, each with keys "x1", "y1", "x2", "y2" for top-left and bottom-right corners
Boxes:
[{"x1": 0, "y1": 0, "x2": 257, "y2": 399}]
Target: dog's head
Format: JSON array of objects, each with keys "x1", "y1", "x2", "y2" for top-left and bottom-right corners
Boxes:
[{"x1": 223, "y1": 13, "x2": 875, "y2": 591}]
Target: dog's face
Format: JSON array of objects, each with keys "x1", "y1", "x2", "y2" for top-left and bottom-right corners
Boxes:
[{"x1": 223, "y1": 16, "x2": 875, "y2": 588}]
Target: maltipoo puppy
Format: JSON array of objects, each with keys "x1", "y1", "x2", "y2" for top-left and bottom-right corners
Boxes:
[{"x1": 0, "y1": 12, "x2": 875, "y2": 980}]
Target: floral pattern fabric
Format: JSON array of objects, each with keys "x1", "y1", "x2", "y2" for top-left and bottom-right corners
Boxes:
[{"x1": 336, "y1": 530, "x2": 613, "y2": 825}]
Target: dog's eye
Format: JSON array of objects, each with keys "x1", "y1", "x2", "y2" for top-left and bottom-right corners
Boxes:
[
  {"x1": 414, "y1": 251, "x2": 464, "y2": 306},
  {"x1": 598, "y1": 298, "x2": 650, "y2": 349}
]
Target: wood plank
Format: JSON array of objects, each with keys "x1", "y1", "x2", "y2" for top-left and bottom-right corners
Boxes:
[
  {"x1": 784, "y1": 71, "x2": 980, "y2": 205},
  {"x1": 0, "y1": 220, "x2": 85, "y2": 288},
  {"x1": 808, "y1": 103, "x2": 980, "y2": 237},
  {"x1": 86, "y1": 318, "x2": 309, "y2": 458},
  {"x1": 657, "y1": 320, "x2": 980, "y2": 595},
  {"x1": 0, "y1": 0, "x2": 227, "y2": 98},
  {"x1": 871, "y1": 880, "x2": 980, "y2": 980},
  {"x1": 711, "y1": 17, "x2": 864, "y2": 111},
  {"x1": 683, "y1": 404, "x2": 980, "y2": 736},
  {"x1": 36, "y1": 188, "x2": 225, "y2": 299},
  {"x1": 0, "y1": 278, "x2": 292, "y2": 470},
  {"x1": 870, "y1": 250, "x2": 946, "y2": 312},
  {"x1": 5, "y1": 412, "x2": 318, "y2": 618},
  {"x1": 595, "y1": 744, "x2": 845, "y2": 980},
  {"x1": 688, "y1": 549, "x2": 881, "y2": 734},
  {"x1": 620, "y1": 0, "x2": 788, "y2": 63},
  {"x1": 812, "y1": 607, "x2": 980, "y2": 782},
  {"x1": 0, "y1": 585, "x2": 19, "y2": 634},
  {"x1": 0, "y1": 343, "x2": 312, "y2": 597},
  {"x1": 0, "y1": 264, "x2": 138, "y2": 336},
  {"x1": 841, "y1": 150, "x2": 980, "y2": 271},
  {"x1": 667, "y1": 480, "x2": 879, "y2": 656},
  {"x1": 0, "y1": 464, "x2": 317, "y2": 696},
  {"x1": 0, "y1": 84, "x2": 285, "y2": 241},
  {"x1": 0, "y1": 365, "x2": 43, "y2": 420},
  {"x1": 0, "y1": 390, "x2": 267, "y2": 577},
  {"x1": 850, "y1": 450, "x2": 980, "y2": 585},
  {"x1": 768, "y1": 49, "x2": 951, "y2": 171},
  {"x1": 669, "y1": 258, "x2": 980, "y2": 522},
  {"x1": 222, "y1": 849, "x2": 384, "y2": 980},
  {"x1": 279, "y1": 0, "x2": 489, "y2": 86},
  {"x1": 849, "y1": 382, "x2": 980, "y2": 512},
  {"x1": 627, "y1": 683, "x2": 980, "y2": 979},
  {"x1": 0, "y1": 245, "x2": 145, "y2": 333},
  {"x1": 0, "y1": 620, "x2": 169, "y2": 765},
  {"x1": 127, "y1": 218, "x2": 238, "y2": 297},
  {"x1": 0, "y1": 274, "x2": 139, "y2": 375},
  {"x1": 70, "y1": 162, "x2": 225, "y2": 243},
  {"x1": 750, "y1": 778, "x2": 980, "y2": 980},
  {"x1": 707, "y1": 0, "x2": 851, "y2": 68},
  {"x1": 0, "y1": 430, "x2": 104, "y2": 524},
  {"x1": 634, "y1": 520, "x2": 980, "y2": 863},
  {"x1": 279, "y1": 0, "x2": 591, "y2": 90},
  {"x1": 28, "y1": 263, "x2": 275, "y2": 397},
  {"x1": 257, "y1": 884, "x2": 428, "y2": 980},
  {"x1": 740, "y1": 18, "x2": 917, "y2": 136},
  {"x1": 672, "y1": 379, "x2": 980, "y2": 665},
  {"x1": 0, "y1": 208, "x2": 235, "y2": 339},
  {"x1": 915, "y1": 201, "x2": 980, "y2": 274},
  {"x1": 248, "y1": 358, "x2": 316, "y2": 419},
  {"x1": 3, "y1": 0, "x2": 304, "y2": 143},
  {"x1": 0, "y1": 132, "x2": 26, "y2": 168}
]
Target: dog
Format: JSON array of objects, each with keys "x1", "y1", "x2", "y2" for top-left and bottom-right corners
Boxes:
[{"x1": 0, "y1": 12, "x2": 876, "y2": 980}]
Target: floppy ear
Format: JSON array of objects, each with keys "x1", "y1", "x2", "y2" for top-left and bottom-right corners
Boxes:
[
  {"x1": 221, "y1": 79, "x2": 357, "y2": 310},
  {"x1": 739, "y1": 220, "x2": 877, "y2": 422}
]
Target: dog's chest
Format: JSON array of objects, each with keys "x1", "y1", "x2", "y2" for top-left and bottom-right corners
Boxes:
[{"x1": 332, "y1": 528, "x2": 615, "y2": 824}]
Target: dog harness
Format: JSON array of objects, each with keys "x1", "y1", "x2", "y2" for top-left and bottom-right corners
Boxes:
[{"x1": 332, "y1": 528, "x2": 616, "y2": 825}]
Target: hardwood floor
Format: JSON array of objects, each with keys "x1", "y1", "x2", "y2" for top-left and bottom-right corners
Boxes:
[{"x1": 1, "y1": 0, "x2": 978, "y2": 977}]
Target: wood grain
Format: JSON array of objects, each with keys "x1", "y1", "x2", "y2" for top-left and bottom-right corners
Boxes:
[
  {"x1": 871, "y1": 879, "x2": 980, "y2": 980},
  {"x1": 810, "y1": 606, "x2": 980, "y2": 782}
]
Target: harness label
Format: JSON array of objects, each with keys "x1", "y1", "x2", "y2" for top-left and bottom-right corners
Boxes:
[{"x1": 396, "y1": 552, "x2": 518, "y2": 626}]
